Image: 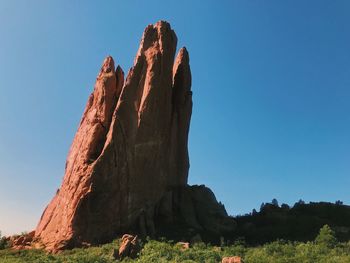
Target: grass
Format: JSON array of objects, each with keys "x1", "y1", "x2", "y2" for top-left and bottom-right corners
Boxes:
[{"x1": 1, "y1": 226, "x2": 349, "y2": 262}]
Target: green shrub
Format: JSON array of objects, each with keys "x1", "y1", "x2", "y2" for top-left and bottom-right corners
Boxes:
[
  {"x1": 0, "y1": 231, "x2": 9, "y2": 250},
  {"x1": 315, "y1": 225, "x2": 337, "y2": 248}
]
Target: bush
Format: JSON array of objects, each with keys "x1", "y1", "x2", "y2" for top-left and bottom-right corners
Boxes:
[{"x1": 0, "y1": 231, "x2": 9, "y2": 250}]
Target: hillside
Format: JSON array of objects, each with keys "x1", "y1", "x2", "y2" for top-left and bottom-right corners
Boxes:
[{"x1": 234, "y1": 201, "x2": 350, "y2": 244}]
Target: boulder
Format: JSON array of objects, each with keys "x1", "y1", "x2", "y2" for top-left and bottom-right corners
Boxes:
[
  {"x1": 222, "y1": 256, "x2": 244, "y2": 263},
  {"x1": 176, "y1": 242, "x2": 190, "y2": 250},
  {"x1": 113, "y1": 234, "x2": 140, "y2": 260}
]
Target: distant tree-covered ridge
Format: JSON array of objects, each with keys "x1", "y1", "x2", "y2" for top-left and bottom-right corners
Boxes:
[{"x1": 234, "y1": 200, "x2": 350, "y2": 244}]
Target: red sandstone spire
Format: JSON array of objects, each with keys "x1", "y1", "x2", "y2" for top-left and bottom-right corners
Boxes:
[
  {"x1": 35, "y1": 21, "x2": 192, "y2": 251},
  {"x1": 35, "y1": 21, "x2": 234, "y2": 252}
]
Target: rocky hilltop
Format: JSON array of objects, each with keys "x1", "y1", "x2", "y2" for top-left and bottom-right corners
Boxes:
[{"x1": 35, "y1": 21, "x2": 235, "y2": 252}]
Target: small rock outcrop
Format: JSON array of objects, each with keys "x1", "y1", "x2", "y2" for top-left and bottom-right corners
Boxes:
[
  {"x1": 155, "y1": 185, "x2": 236, "y2": 242},
  {"x1": 113, "y1": 234, "x2": 140, "y2": 260},
  {"x1": 35, "y1": 21, "x2": 235, "y2": 252},
  {"x1": 8, "y1": 231, "x2": 35, "y2": 250}
]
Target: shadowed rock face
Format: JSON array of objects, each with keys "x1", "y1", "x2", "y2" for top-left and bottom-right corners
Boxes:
[{"x1": 35, "y1": 21, "x2": 234, "y2": 252}]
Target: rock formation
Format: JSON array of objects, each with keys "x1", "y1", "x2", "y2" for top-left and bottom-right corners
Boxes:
[
  {"x1": 113, "y1": 234, "x2": 140, "y2": 260},
  {"x1": 7, "y1": 231, "x2": 35, "y2": 250},
  {"x1": 35, "y1": 21, "x2": 235, "y2": 252}
]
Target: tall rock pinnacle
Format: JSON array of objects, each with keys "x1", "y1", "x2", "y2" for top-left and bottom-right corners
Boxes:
[{"x1": 35, "y1": 21, "x2": 234, "y2": 252}]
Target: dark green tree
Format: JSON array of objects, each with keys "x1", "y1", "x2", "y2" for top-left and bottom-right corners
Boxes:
[
  {"x1": 260, "y1": 202, "x2": 265, "y2": 212},
  {"x1": 294, "y1": 199, "x2": 305, "y2": 207},
  {"x1": 281, "y1": 203, "x2": 290, "y2": 210},
  {"x1": 0, "y1": 231, "x2": 8, "y2": 250},
  {"x1": 271, "y1": 198, "x2": 279, "y2": 207}
]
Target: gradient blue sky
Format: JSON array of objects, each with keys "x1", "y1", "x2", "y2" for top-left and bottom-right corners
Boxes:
[{"x1": 1, "y1": 1, "x2": 350, "y2": 235}]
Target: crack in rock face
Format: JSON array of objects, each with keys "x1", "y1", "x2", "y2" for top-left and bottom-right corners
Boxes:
[{"x1": 34, "y1": 21, "x2": 235, "y2": 252}]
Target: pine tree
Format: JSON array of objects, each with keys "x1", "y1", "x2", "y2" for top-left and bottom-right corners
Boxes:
[{"x1": 315, "y1": 225, "x2": 337, "y2": 248}]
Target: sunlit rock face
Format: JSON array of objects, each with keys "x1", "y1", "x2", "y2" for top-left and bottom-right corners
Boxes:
[{"x1": 35, "y1": 21, "x2": 234, "y2": 252}]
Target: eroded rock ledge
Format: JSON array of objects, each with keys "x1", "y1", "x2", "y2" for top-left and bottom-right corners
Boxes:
[{"x1": 34, "y1": 21, "x2": 235, "y2": 252}]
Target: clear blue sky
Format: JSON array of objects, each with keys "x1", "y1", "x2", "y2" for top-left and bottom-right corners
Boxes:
[{"x1": 1, "y1": 1, "x2": 350, "y2": 235}]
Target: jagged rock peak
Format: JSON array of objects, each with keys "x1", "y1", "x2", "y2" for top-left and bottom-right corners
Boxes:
[
  {"x1": 97, "y1": 56, "x2": 115, "y2": 77},
  {"x1": 134, "y1": 20, "x2": 177, "y2": 64},
  {"x1": 173, "y1": 47, "x2": 192, "y2": 103},
  {"x1": 174, "y1": 47, "x2": 189, "y2": 66}
]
